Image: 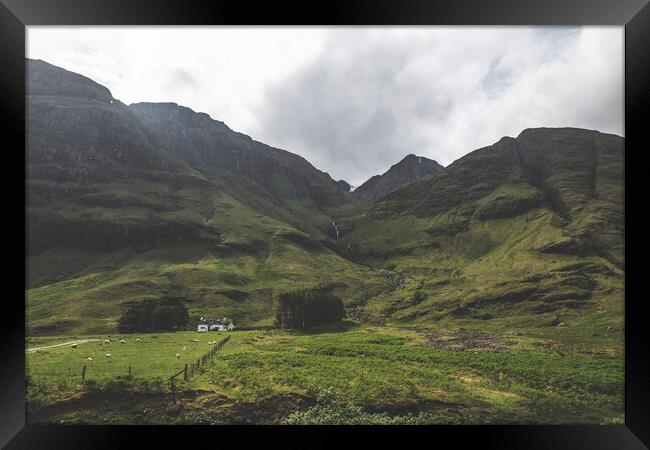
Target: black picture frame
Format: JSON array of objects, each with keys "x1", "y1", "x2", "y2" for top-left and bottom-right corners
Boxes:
[{"x1": 1, "y1": 0, "x2": 648, "y2": 448}]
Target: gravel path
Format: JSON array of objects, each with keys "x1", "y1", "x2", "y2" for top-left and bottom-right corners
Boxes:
[{"x1": 26, "y1": 339, "x2": 100, "y2": 353}]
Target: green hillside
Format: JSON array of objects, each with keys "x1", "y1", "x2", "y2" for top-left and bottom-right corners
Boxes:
[
  {"x1": 26, "y1": 59, "x2": 384, "y2": 334},
  {"x1": 26, "y1": 60, "x2": 624, "y2": 339},
  {"x1": 340, "y1": 128, "x2": 624, "y2": 338}
]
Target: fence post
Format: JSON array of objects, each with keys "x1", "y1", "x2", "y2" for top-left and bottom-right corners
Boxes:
[
  {"x1": 81, "y1": 365, "x2": 86, "y2": 382},
  {"x1": 184, "y1": 363, "x2": 188, "y2": 381},
  {"x1": 128, "y1": 366, "x2": 132, "y2": 378},
  {"x1": 171, "y1": 378, "x2": 177, "y2": 403}
]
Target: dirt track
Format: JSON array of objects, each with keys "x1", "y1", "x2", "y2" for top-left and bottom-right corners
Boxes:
[{"x1": 26, "y1": 339, "x2": 100, "y2": 353}]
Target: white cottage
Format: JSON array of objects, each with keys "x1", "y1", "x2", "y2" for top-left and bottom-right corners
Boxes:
[{"x1": 197, "y1": 317, "x2": 234, "y2": 332}]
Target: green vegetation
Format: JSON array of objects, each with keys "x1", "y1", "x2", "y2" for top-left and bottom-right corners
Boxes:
[
  {"x1": 27, "y1": 107, "x2": 624, "y2": 340},
  {"x1": 25, "y1": 128, "x2": 624, "y2": 424},
  {"x1": 275, "y1": 289, "x2": 344, "y2": 329},
  {"x1": 117, "y1": 297, "x2": 189, "y2": 333},
  {"x1": 26, "y1": 179, "x2": 388, "y2": 334},
  {"x1": 25, "y1": 60, "x2": 625, "y2": 425},
  {"x1": 26, "y1": 324, "x2": 623, "y2": 424},
  {"x1": 284, "y1": 388, "x2": 438, "y2": 425},
  {"x1": 26, "y1": 331, "x2": 214, "y2": 412}
]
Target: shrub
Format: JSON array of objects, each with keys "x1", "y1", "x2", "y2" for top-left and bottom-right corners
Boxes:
[{"x1": 284, "y1": 388, "x2": 435, "y2": 425}]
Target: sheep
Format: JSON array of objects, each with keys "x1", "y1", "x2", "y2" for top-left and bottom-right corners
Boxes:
[
  {"x1": 105, "y1": 353, "x2": 112, "y2": 358},
  {"x1": 192, "y1": 339, "x2": 199, "y2": 342},
  {"x1": 87, "y1": 357, "x2": 93, "y2": 361},
  {"x1": 135, "y1": 338, "x2": 141, "y2": 342},
  {"x1": 175, "y1": 353, "x2": 180, "y2": 358},
  {"x1": 182, "y1": 346, "x2": 187, "y2": 350},
  {"x1": 104, "y1": 339, "x2": 110, "y2": 344},
  {"x1": 120, "y1": 339, "x2": 126, "y2": 344},
  {"x1": 207, "y1": 341, "x2": 213, "y2": 345},
  {"x1": 71, "y1": 344, "x2": 77, "y2": 349}
]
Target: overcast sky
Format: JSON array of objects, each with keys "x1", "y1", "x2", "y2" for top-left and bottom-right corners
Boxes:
[{"x1": 27, "y1": 26, "x2": 623, "y2": 187}]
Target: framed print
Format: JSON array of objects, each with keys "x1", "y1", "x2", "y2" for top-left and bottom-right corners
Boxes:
[{"x1": 1, "y1": 0, "x2": 648, "y2": 448}]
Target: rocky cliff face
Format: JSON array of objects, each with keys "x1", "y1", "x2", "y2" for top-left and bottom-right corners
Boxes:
[
  {"x1": 129, "y1": 102, "x2": 351, "y2": 207},
  {"x1": 27, "y1": 59, "x2": 114, "y2": 101},
  {"x1": 354, "y1": 154, "x2": 444, "y2": 201},
  {"x1": 27, "y1": 60, "x2": 190, "y2": 186},
  {"x1": 26, "y1": 59, "x2": 355, "y2": 257}
]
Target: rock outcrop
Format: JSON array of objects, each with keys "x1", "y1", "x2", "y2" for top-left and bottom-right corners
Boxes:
[{"x1": 354, "y1": 154, "x2": 444, "y2": 201}]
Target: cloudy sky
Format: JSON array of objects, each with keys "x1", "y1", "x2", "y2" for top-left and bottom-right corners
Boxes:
[{"x1": 27, "y1": 27, "x2": 623, "y2": 187}]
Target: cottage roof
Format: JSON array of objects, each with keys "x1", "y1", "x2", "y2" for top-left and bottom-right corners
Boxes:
[{"x1": 198, "y1": 318, "x2": 233, "y2": 325}]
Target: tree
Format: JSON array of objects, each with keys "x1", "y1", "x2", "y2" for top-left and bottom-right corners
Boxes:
[
  {"x1": 117, "y1": 297, "x2": 189, "y2": 333},
  {"x1": 153, "y1": 297, "x2": 189, "y2": 331},
  {"x1": 275, "y1": 288, "x2": 344, "y2": 330},
  {"x1": 117, "y1": 301, "x2": 145, "y2": 333}
]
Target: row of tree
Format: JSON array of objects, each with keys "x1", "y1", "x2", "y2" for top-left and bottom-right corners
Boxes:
[
  {"x1": 117, "y1": 297, "x2": 189, "y2": 333},
  {"x1": 275, "y1": 289, "x2": 345, "y2": 329},
  {"x1": 117, "y1": 289, "x2": 345, "y2": 332}
]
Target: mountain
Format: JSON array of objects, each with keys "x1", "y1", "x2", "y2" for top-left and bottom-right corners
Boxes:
[
  {"x1": 341, "y1": 127, "x2": 624, "y2": 330},
  {"x1": 26, "y1": 59, "x2": 384, "y2": 334},
  {"x1": 127, "y1": 101, "x2": 352, "y2": 208},
  {"x1": 25, "y1": 59, "x2": 624, "y2": 338},
  {"x1": 354, "y1": 154, "x2": 444, "y2": 201}
]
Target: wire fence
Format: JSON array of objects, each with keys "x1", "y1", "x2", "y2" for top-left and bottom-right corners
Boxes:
[
  {"x1": 66, "y1": 335, "x2": 232, "y2": 398},
  {"x1": 169, "y1": 335, "x2": 231, "y2": 402}
]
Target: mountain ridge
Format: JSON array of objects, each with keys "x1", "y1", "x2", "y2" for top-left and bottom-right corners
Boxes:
[
  {"x1": 25, "y1": 59, "x2": 624, "y2": 336},
  {"x1": 354, "y1": 154, "x2": 444, "y2": 201}
]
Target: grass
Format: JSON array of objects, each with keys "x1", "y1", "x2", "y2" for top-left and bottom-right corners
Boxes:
[
  {"x1": 26, "y1": 178, "x2": 388, "y2": 335},
  {"x1": 26, "y1": 240, "x2": 385, "y2": 334},
  {"x1": 26, "y1": 331, "x2": 239, "y2": 410},
  {"x1": 25, "y1": 323, "x2": 623, "y2": 425},
  {"x1": 27, "y1": 332, "x2": 220, "y2": 381}
]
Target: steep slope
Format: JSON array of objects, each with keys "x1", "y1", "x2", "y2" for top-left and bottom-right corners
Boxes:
[
  {"x1": 341, "y1": 128, "x2": 624, "y2": 334},
  {"x1": 26, "y1": 59, "x2": 384, "y2": 334},
  {"x1": 25, "y1": 59, "x2": 624, "y2": 340},
  {"x1": 354, "y1": 154, "x2": 444, "y2": 201},
  {"x1": 128, "y1": 102, "x2": 352, "y2": 208}
]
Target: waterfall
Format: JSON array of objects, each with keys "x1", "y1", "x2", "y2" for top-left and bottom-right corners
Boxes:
[{"x1": 332, "y1": 220, "x2": 340, "y2": 241}]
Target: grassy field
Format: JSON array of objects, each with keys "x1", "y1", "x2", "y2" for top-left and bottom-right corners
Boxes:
[{"x1": 26, "y1": 322, "x2": 623, "y2": 425}]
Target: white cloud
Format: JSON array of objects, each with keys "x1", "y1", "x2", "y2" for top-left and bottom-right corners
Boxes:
[
  {"x1": 27, "y1": 26, "x2": 623, "y2": 186},
  {"x1": 27, "y1": 26, "x2": 327, "y2": 133}
]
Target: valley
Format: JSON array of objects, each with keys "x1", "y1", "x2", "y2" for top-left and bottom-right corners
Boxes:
[{"x1": 25, "y1": 59, "x2": 625, "y2": 424}]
